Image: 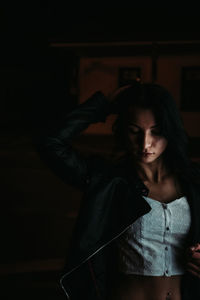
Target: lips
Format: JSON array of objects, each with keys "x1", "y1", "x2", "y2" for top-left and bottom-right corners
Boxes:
[
  {"x1": 142, "y1": 152, "x2": 154, "y2": 154},
  {"x1": 141, "y1": 152, "x2": 154, "y2": 156}
]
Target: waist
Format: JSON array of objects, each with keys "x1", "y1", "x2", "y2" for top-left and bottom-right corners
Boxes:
[
  {"x1": 117, "y1": 241, "x2": 187, "y2": 276},
  {"x1": 109, "y1": 273, "x2": 182, "y2": 300}
]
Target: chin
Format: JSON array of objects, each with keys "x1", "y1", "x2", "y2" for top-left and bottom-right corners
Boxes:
[
  {"x1": 139, "y1": 155, "x2": 158, "y2": 164},
  {"x1": 141, "y1": 159, "x2": 156, "y2": 164}
]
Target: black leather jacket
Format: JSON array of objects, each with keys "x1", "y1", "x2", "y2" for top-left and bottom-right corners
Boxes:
[{"x1": 36, "y1": 91, "x2": 200, "y2": 300}]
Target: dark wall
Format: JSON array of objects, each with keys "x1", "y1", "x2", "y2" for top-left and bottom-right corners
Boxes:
[
  {"x1": 0, "y1": 5, "x2": 200, "y2": 299},
  {"x1": 1, "y1": 1, "x2": 200, "y2": 263}
]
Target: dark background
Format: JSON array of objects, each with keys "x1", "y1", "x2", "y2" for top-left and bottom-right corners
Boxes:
[{"x1": 1, "y1": 4, "x2": 200, "y2": 299}]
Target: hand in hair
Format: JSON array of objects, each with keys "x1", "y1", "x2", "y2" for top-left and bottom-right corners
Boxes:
[
  {"x1": 107, "y1": 85, "x2": 132, "y2": 114},
  {"x1": 108, "y1": 85, "x2": 132, "y2": 103}
]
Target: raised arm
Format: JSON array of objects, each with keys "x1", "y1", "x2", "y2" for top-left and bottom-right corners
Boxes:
[{"x1": 35, "y1": 91, "x2": 111, "y2": 190}]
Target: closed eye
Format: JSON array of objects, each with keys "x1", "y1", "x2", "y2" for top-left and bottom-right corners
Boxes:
[
  {"x1": 128, "y1": 128, "x2": 162, "y2": 136},
  {"x1": 151, "y1": 130, "x2": 162, "y2": 135},
  {"x1": 128, "y1": 128, "x2": 141, "y2": 134}
]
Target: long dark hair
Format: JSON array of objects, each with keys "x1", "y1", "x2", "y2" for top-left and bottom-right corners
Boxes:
[{"x1": 111, "y1": 81, "x2": 199, "y2": 183}]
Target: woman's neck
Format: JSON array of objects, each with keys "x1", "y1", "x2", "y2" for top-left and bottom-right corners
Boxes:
[{"x1": 135, "y1": 158, "x2": 170, "y2": 184}]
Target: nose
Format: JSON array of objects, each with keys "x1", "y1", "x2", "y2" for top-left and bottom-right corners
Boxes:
[{"x1": 142, "y1": 132, "x2": 152, "y2": 151}]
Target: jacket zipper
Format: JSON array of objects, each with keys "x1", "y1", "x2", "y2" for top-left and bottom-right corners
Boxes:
[{"x1": 60, "y1": 222, "x2": 134, "y2": 299}]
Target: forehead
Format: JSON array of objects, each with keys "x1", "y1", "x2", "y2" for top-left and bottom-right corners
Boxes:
[{"x1": 126, "y1": 107, "x2": 157, "y2": 126}]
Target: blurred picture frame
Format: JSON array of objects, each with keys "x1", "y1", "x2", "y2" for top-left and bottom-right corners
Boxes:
[{"x1": 118, "y1": 67, "x2": 141, "y2": 87}]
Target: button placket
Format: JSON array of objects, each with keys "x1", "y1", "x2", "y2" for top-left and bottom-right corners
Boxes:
[{"x1": 163, "y1": 204, "x2": 171, "y2": 276}]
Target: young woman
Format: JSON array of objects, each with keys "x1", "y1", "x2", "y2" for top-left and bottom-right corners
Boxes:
[{"x1": 36, "y1": 82, "x2": 200, "y2": 300}]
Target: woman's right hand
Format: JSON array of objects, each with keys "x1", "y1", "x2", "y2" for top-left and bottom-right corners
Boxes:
[
  {"x1": 107, "y1": 85, "x2": 132, "y2": 114},
  {"x1": 108, "y1": 85, "x2": 132, "y2": 103}
]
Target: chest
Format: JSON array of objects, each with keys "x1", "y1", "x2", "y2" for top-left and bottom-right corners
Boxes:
[
  {"x1": 133, "y1": 196, "x2": 191, "y2": 240},
  {"x1": 143, "y1": 177, "x2": 183, "y2": 203}
]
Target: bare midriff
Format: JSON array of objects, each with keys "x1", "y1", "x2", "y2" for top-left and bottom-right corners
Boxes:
[{"x1": 108, "y1": 273, "x2": 182, "y2": 300}]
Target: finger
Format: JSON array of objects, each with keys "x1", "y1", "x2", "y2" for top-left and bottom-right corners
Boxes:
[
  {"x1": 187, "y1": 262, "x2": 200, "y2": 273},
  {"x1": 190, "y1": 243, "x2": 200, "y2": 251},
  {"x1": 111, "y1": 84, "x2": 134, "y2": 99},
  {"x1": 190, "y1": 252, "x2": 200, "y2": 261},
  {"x1": 187, "y1": 268, "x2": 200, "y2": 279},
  {"x1": 118, "y1": 84, "x2": 133, "y2": 92},
  {"x1": 195, "y1": 244, "x2": 200, "y2": 251}
]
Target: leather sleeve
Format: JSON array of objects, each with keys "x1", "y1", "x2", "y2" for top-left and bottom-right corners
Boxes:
[{"x1": 35, "y1": 91, "x2": 111, "y2": 189}]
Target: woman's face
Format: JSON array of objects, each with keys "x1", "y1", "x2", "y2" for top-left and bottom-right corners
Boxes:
[{"x1": 125, "y1": 106, "x2": 168, "y2": 164}]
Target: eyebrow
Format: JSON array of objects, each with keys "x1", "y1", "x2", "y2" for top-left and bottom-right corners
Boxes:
[{"x1": 128, "y1": 123, "x2": 159, "y2": 129}]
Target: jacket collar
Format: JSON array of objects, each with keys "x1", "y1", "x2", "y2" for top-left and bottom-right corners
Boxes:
[{"x1": 115, "y1": 153, "x2": 149, "y2": 197}]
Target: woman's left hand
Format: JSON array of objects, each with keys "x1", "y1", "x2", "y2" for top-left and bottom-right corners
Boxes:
[{"x1": 186, "y1": 243, "x2": 200, "y2": 278}]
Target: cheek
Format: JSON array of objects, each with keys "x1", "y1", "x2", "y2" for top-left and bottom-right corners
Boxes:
[
  {"x1": 127, "y1": 134, "x2": 139, "y2": 147},
  {"x1": 157, "y1": 138, "x2": 168, "y2": 153}
]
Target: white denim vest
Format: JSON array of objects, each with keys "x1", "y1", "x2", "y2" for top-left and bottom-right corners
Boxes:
[{"x1": 117, "y1": 196, "x2": 191, "y2": 276}]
